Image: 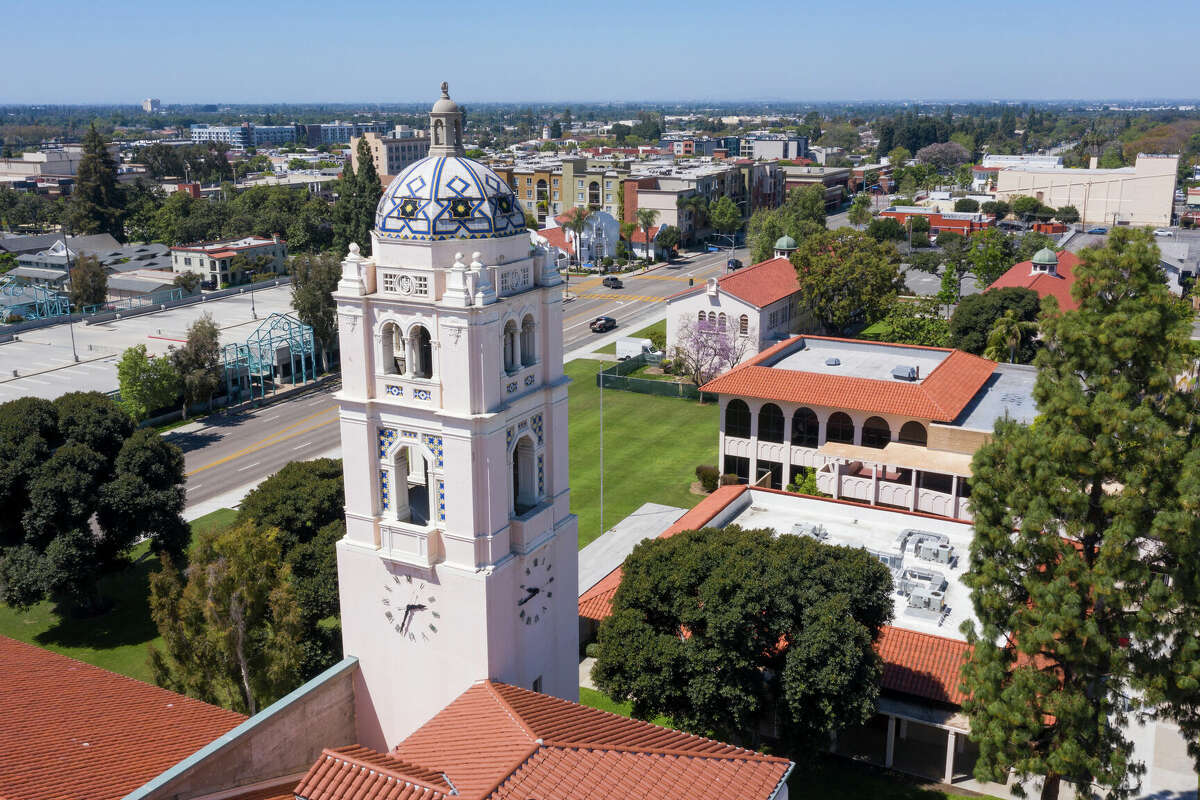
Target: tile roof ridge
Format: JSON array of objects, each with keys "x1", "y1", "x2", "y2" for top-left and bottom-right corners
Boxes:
[
  {"x1": 880, "y1": 623, "x2": 970, "y2": 645},
  {"x1": 475, "y1": 741, "x2": 542, "y2": 800},
  {"x1": 321, "y1": 746, "x2": 452, "y2": 796},
  {"x1": 539, "y1": 739, "x2": 791, "y2": 763},
  {"x1": 480, "y1": 680, "x2": 541, "y2": 741}
]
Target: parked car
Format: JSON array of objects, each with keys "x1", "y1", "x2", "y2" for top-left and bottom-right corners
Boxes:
[
  {"x1": 590, "y1": 316, "x2": 616, "y2": 333},
  {"x1": 1154, "y1": 228, "x2": 1175, "y2": 237},
  {"x1": 727, "y1": 258, "x2": 744, "y2": 271},
  {"x1": 602, "y1": 276, "x2": 623, "y2": 289},
  {"x1": 1086, "y1": 227, "x2": 1108, "y2": 234}
]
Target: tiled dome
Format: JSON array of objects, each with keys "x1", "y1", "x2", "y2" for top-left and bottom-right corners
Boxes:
[{"x1": 375, "y1": 155, "x2": 528, "y2": 242}]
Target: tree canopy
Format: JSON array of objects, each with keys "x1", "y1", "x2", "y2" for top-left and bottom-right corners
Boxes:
[
  {"x1": 117, "y1": 344, "x2": 181, "y2": 422},
  {"x1": 949, "y1": 286, "x2": 1041, "y2": 360},
  {"x1": 961, "y1": 228, "x2": 1200, "y2": 798},
  {"x1": 291, "y1": 252, "x2": 341, "y2": 371},
  {"x1": 67, "y1": 123, "x2": 123, "y2": 240},
  {"x1": 592, "y1": 525, "x2": 891, "y2": 756},
  {"x1": 747, "y1": 185, "x2": 827, "y2": 263},
  {"x1": 791, "y1": 229, "x2": 900, "y2": 335}
]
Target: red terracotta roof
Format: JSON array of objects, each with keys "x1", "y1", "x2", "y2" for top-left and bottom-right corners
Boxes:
[
  {"x1": 631, "y1": 225, "x2": 661, "y2": 244},
  {"x1": 294, "y1": 681, "x2": 791, "y2": 800},
  {"x1": 538, "y1": 226, "x2": 574, "y2": 255},
  {"x1": 0, "y1": 635, "x2": 246, "y2": 800},
  {"x1": 665, "y1": 256, "x2": 800, "y2": 308},
  {"x1": 986, "y1": 250, "x2": 1082, "y2": 311},
  {"x1": 877, "y1": 627, "x2": 971, "y2": 706},
  {"x1": 700, "y1": 336, "x2": 997, "y2": 422}
]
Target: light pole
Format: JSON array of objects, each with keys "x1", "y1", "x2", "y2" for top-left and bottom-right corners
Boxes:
[{"x1": 60, "y1": 224, "x2": 79, "y2": 362}]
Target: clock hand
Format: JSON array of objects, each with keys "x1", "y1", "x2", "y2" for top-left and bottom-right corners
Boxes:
[
  {"x1": 400, "y1": 603, "x2": 427, "y2": 634},
  {"x1": 517, "y1": 587, "x2": 540, "y2": 606}
]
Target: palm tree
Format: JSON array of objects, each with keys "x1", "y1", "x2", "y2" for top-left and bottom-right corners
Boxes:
[
  {"x1": 676, "y1": 194, "x2": 708, "y2": 243},
  {"x1": 619, "y1": 221, "x2": 636, "y2": 260},
  {"x1": 984, "y1": 309, "x2": 1038, "y2": 364},
  {"x1": 635, "y1": 208, "x2": 659, "y2": 261},
  {"x1": 563, "y1": 207, "x2": 590, "y2": 267}
]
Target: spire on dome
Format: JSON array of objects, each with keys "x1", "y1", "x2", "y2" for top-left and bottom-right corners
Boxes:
[{"x1": 429, "y1": 81, "x2": 465, "y2": 158}]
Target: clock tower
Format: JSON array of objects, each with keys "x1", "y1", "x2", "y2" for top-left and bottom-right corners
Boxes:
[{"x1": 333, "y1": 83, "x2": 578, "y2": 751}]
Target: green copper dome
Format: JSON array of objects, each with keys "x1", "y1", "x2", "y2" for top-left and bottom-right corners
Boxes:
[
  {"x1": 1032, "y1": 247, "x2": 1058, "y2": 266},
  {"x1": 774, "y1": 235, "x2": 797, "y2": 251}
]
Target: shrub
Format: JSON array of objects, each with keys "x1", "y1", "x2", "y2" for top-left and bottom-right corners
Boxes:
[
  {"x1": 695, "y1": 464, "x2": 720, "y2": 493},
  {"x1": 584, "y1": 641, "x2": 602, "y2": 659},
  {"x1": 954, "y1": 198, "x2": 980, "y2": 213},
  {"x1": 719, "y1": 473, "x2": 740, "y2": 486},
  {"x1": 602, "y1": 256, "x2": 614, "y2": 268},
  {"x1": 910, "y1": 232, "x2": 931, "y2": 248}
]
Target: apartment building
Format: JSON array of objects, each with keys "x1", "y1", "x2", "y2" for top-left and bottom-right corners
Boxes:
[
  {"x1": 779, "y1": 164, "x2": 851, "y2": 208},
  {"x1": 170, "y1": 235, "x2": 287, "y2": 286},
  {"x1": 350, "y1": 131, "x2": 430, "y2": 182},
  {"x1": 190, "y1": 123, "x2": 298, "y2": 148},
  {"x1": 741, "y1": 133, "x2": 808, "y2": 161}
]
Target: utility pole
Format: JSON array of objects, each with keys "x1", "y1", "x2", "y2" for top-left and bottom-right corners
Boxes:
[{"x1": 61, "y1": 224, "x2": 79, "y2": 362}]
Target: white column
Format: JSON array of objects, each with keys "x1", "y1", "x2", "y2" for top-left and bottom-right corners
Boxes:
[
  {"x1": 832, "y1": 463, "x2": 841, "y2": 500},
  {"x1": 871, "y1": 463, "x2": 879, "y2": 505},
  {"x1": 885, "y1": 715, "x2": 896, "y2": 768},
  {"x1": 944, "y1": 730, "x2": 957, "y2": 784},
  {"x1": 748, "y1": 405, "x2": 759, "y2": 485},
  {"x1": 951, "y1": 474, "x2": 960, "y2": 518},
  {"x1": 910, "y1": 469, "x2": 918, "y2": 511}
]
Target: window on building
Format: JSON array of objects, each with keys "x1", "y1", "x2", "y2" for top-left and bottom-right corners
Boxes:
[
  {"x1": 826, "y1": 412, "x2": 855, "y2": 444},
  {"x1": 738, "y1": 314, "x2": 749, "y2": 335},
  {"x1": 409, "y1": 326, "x2": 433, "y2": 379},
  {"x1": 577, "y1": 192, "x2": 584, "y2": 202},
  {"x1": 725, "y1": 399, "x2": 751, "y2": 439},
  {"x1": 756, "y1": 459, "x2": 783, "y2": 490},
  {"x1": 577, "y1": 179, "x2": 584, "y2": 188},
  {"x1": 553, "y1": 191, "x2": 559, "y2": 200},
  {"x1": 588, "y1": 182, "x2": 601, "y2": 206},
  {"x1": 717, "y1": 313, "x2": 727, "y2": 331},
  {"x1": 552, "y1": 178, "x2": 559, "y2": 187},
  {"x1": 758, "y1": 403, "x2": 784, "y2": 443},
  {"x1": 723, "y1": 454, "x2": 749, "y2": 483},
  {"x1": 898, "y1": 421, "x2": 928, "y2": 446},
  {"x1": 513, "y1": 434, "x2": 538, "y2": 514},
  {"x1": 503, "y1": 319, "x2": 519, "y2": 373},
  {"x1": 862, "y1": 416, "x2": 891, "y2": 449},
  {"x1": 381, "y1": 322, "x2": 404, "y2": 375},
  {"x1": 792, "y1": 408, "x2": 819, "y2": 447},
  {"x1": 532, "y1": 676, "x2": 543, "y2": 693},
  {"x1": 520, "y1": 315, "x2": 536, "y2": 367},
  {"x1": 605, "y1": 181, "x2": 612, "y2": 189},
  {"x1": 605, "y1": 193, "x2": 613, "y2": 202}
]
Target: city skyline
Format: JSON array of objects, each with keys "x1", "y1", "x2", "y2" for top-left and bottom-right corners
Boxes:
[{"x1": 2, "y1": 0, "x2": 1192, "y2": 104}]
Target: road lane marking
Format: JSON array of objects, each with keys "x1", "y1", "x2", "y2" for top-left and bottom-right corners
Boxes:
[
  {"x1": 293, "y1": 441, "x2": 313, "y2": 450},
  {"x1": 186, "y1": 483, "x2": 203, "y2": 492},
  {"x1": 185, "y1": 407, "x2": 337, "y2": 476},
  {"x1": 236, "y1": 462, "x2": 261, "y2": 472}
]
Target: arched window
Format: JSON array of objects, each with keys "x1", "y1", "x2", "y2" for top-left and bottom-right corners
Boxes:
[
  {"x1": 409, "y1": 325, "x2": 433, "y2": 379},
  {"x1": 382, "y1": 443, "x2": 431, "y2": 524},
  {"x1": 725, "y1": 399, "x2": 751, "y2": 439},
  {"x1": 898, "y1": 421, "x2": 928, "y2": 447},
  {"x1": 739, "y1": 314, "x2": 749, "y2": 335},
  {"x1": 792, "y1": 407, "x2": 819, "y2": 447},
  {"x1": 697, "y1": 310, "x2": 707, "y2": 328},
  {"x1": 453, "y1": 120, "x2": 462, "y2": 148},
  {"x1": 707, "y1": 311, "x2": 717, "y2": 328},
  {"x1": 588, "y1": 181, "x2": 601, "y2": 207},
  {"x1": 381, "y1": 322, "x2": 404, "y2": 375},
  {"x1": 862, "y1": 416, "x2": 891, "y2": 449},
  {"x1": 826, "y1": 412, "x2": 855, "y2": 444},
  {"x1": 513, "y1": 435, "x2": 537, "y2": 514},
  {"x1": 433, "y1": 119, "x2": 444, "y2": 146},
  {"x1": 758, "y1": 403, "x2": 784, "y2": 443},
  {"x1": 520, "y1": 315, "x2": 536, "y2": 367},
  {"x1": 718, "y1": 312, "x2": 727, "y2": 331},
  {"x1": 503, "y1": 319, "x2": 519, "y2": 373}
]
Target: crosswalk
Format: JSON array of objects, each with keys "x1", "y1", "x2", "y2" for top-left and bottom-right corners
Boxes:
[{"x1": 572, "y1": 292, "x2": 665, "y2": 303}]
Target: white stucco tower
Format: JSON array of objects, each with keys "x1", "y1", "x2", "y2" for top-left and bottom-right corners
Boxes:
[{"x1": 333, "y1": 83, "x2": 579, "y2": 752}]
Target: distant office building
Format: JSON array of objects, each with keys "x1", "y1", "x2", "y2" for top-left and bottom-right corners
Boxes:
[
  {"x1": 741, "y1": 133, "x2": 808, "y2": 161},
  {"x1": 190, "y1": 124, "x2": 302, "y2": 148},
  {"x1": 350, "y1": 131, "x2": 430, "y2": 181},
  {"x1": 994, "y1": 154, "x2": 1179, "y2": 228},
  {"x1": 298, "y1": 121, "x2": 390, "y2": 146},
  {"x1": 980, "y1": 154, "x2": 1063, "y2": 169},
  {"x1": 142, "y1": 97, "x2": 161, "y2": 113},
  {"x1": 0, "y1": 144, "x2": 119, "y2": 182},
  {"x1": 779, "y1": 164, "x2": 849, "y2": 208},
  {"x1": 252, "y1": 125, "x2": 300, "y2": 146}
]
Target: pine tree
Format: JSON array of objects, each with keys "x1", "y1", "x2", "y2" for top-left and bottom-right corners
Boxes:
[
  {"x1": 331, "y1": 155, "x2": 357, "y2": 256},
  {"x1": 67, "y1": 123, "x2": 124, "y2": 240},
  {"x1": 961, "y1": 227, "x2": 1200, "y2": 799},
  {"x1": 353, "y1": 138, "x2": 383, "y2": 254}
]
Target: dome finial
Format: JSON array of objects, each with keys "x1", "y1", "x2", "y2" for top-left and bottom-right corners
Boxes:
[{"x1": 440, "y1": 81, "x2": 449, "y2": 98}]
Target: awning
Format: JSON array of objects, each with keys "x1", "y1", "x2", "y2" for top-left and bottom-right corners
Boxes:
[{"x1": 819, "y1": 441, "x2": 974, "y2": 477}]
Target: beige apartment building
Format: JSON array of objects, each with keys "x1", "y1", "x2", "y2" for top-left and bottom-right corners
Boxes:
[
  {"x1": 995, "y1": 153, "x2": 1178, "y2": 227},
  {"x1": 350, "y1": 131, "x2": 430, "y2": 182}
]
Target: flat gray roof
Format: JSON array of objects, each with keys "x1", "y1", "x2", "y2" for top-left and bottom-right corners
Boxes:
[
  {"x1": 772, "y1": 337, "x2": 950, "y2": 384},
  {"x1": 955, "y1": 363, "x2": 1038, "y2": 430}
]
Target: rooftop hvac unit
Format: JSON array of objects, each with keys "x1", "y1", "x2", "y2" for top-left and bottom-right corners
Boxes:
[
  {"x1": 898, "y1": 566, "x2": 947, "y2": 596},
  {"x1": 790, "y1": 522, "x2": 829, "y2": 541},
  {"x1": 907, "y1": 588, "x2": 945, "y2": 614},
  {"x1": 898, "y1": 529, "x2": 954, "y2": 565},
  {"x1": 865, "y1": 546, "x2": 903, "y2": 574},
  {"x1": 891, "y1": 364, "x2": 919, "y2": 381}
]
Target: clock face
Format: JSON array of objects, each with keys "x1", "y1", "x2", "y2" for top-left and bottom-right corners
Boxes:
[
  {"x1": 382, "y1": 573, "x2": 439, "y2": 643},
  {"x1": 517, "y1": 555, "x2": 554, "y2": 626}
]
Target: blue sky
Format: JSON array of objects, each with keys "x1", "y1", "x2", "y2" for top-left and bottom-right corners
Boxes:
[{"x1": 2, "y1": 0, "x2": 1193, "y2": 104}]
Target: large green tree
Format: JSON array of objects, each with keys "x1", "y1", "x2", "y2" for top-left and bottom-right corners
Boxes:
[
  {"x1": 747, "y1": 185, "x2": 828, "y2": 263},
  {"x1": 949, "y1": 287, "x2": 1041, "y2": 359},
  {"x1": 709, "y1": 195, "x2": 741, "y2": 235},
  {"x1": 149, "y1": 521, "x2": 304, "y2": 714},
  {"x1": 331, "y1": 139, "x2": 382, "y2": 256},
  {"x1": 117, "y1": 344, "x2": 181, "y2": 422},
  {"x1": 961, "y1": 228, "x2": 1200, "y2": 799},
  {"x1": 969, "y1": 227, "x2": 1015, "y2": 286},
  {"x1": 170, "y1": 313, "x2": 221, "y2": 416},
  {"x1": 290, "y1": 252, "x2": 340, "y2": 371},
  {"x1": 593, "y1": 525, "x2": 891, "y2": 756},
  {"x1": 791, "y1": 228, "x2": 900, "y2": 335},
  {"x1": 69, "y1": 253, "x2": 107, "y2": 308},
  {"x1": 67, "y1": 123, "x2": 123, "y2": 239}
]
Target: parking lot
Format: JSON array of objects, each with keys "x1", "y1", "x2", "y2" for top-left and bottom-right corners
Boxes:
[{"x1": 0, "y1": 285, "x2": 296, "y2": 402}]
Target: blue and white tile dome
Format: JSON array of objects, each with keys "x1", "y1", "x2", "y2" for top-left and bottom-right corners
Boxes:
[{"x1": 375, "y1": 155, "x2": 528, "y2": 242}]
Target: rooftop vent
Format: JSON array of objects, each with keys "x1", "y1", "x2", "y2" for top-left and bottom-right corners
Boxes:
[
  {"x1": 897, "y1": 529, "x2": 954, "y2": 565},
  {"x1": 891, "y1": 364, "x2": 919, "y2": 381},
  {"x1": 825, "y1": 357, "x2": 841, "y2": 366},
  {"x1": 790, "y1": 522, "x2": 829, "y2": 540}
]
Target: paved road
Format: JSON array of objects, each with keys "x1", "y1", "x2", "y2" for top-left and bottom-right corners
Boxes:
[
  {"x1": 176, "y1": 249, "x2": 746, "y2": 511},
  {"x1": 171, "y1": 381, "x2": 342, "y2": 514}
]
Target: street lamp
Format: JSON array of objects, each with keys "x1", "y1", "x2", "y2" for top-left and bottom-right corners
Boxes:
[{"x1": 60, "y1": 223, "x2": 79, "y2": 362}]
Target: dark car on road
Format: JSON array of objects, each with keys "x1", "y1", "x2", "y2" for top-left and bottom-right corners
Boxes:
[
  {"x1": 602, "y1": 276, "x2": 623, "y2": 289},
  {"x1": 727, "y1": 258, "x2": 743, "y2": 271},
  {"x1": 590, "y1": 316, "x2": 616, "y2": 333}
]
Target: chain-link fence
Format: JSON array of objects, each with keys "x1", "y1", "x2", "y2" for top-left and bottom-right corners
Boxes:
[{"x1": 596, "y1": 355, "x2": 716, "y2": 402}]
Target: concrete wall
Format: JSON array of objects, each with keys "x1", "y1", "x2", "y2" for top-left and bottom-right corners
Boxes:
[
  {"x1": 995, "y1": 155, "x2": 1178, "y2": 227},
  {"x1": 927, "y1": 423, "x2": 990, "y2": 455},
  {"x1": 131, "y1": 658, "x2": 358, "y2": 800}
]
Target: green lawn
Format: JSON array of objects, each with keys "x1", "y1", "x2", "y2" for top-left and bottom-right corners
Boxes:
[
  {"x1": 566, "y1": 359, "x2": 717, "y2": 548},
  {"x1": 0, "y1": 507, "x2": 239, "y2": 682},
  {"x1": 593, "y1": 319, "x2": 667, "y2": 355},
  {"x1": 578, "y1": 686, "x2": 673, "y2": 727}
]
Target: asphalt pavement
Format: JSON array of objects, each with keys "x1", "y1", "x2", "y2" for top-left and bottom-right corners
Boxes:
[{"x1": 175, "y1": 248, "x2": 746, "y2": 513}]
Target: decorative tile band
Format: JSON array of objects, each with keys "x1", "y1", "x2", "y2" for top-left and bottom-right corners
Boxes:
[
  {"x1": 413, "y1": 388, "x2": 432, "y2": 401},
  {"x1": 385, "y1": 384, "x2": 403, "y2": 397},
  {"x1": 537, "y1": 453, "x2": 544, "y2": 496},
  {"x1": 531, "y1": 413, "x2": 544, "y2": 445},
  {"x1": 436, "y1": 479, "x2": 446, "y2": 523},
  {"x1": 380, "y1": 469, "x2": 390, "y2": 512},
  {"x1": 421, "y1": 434, "x2": 444, "y2": 470},
  {"x1": 524, "y1": 374, "x2": 535, "y2": 386},
  {"x1": 378, "y1": 427, "x2": 398, "y2": 458},
  {"x1": 506, "y1": 382, "x2": 517, "y2": 394}
]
